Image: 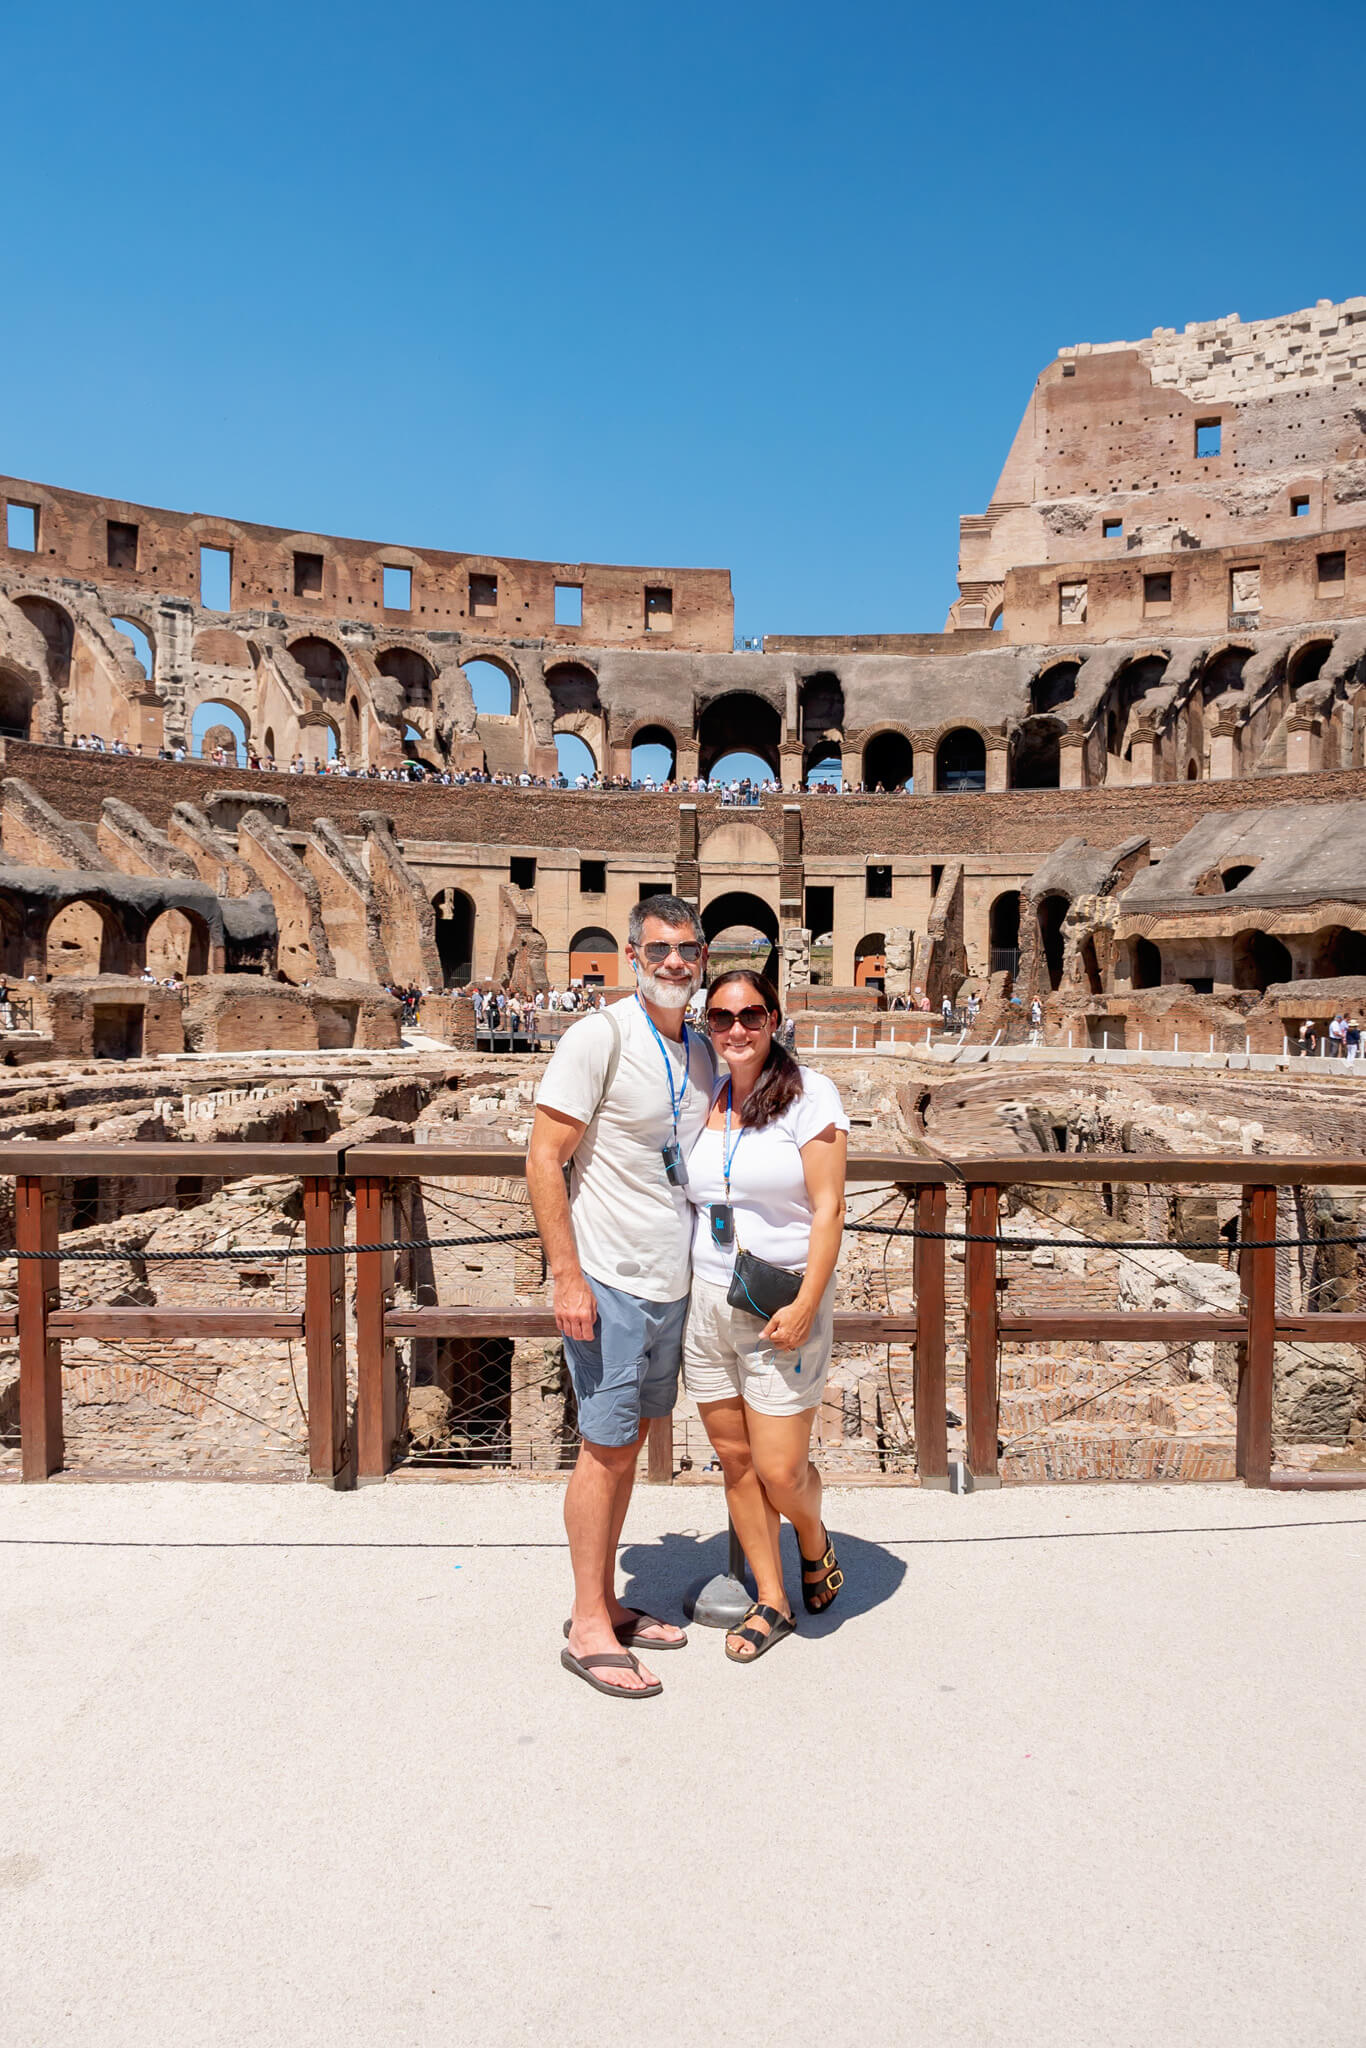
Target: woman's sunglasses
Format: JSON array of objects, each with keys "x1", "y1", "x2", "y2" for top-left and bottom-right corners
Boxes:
[
  {"x1": 638, "y1": 942, "x2": 703, "y2": 965},
  {"x1": 706, "y1": 1005, "x2": 771, "y2": 1033}
]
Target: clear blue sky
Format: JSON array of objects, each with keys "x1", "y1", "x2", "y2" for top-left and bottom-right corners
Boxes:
[{"x1": 5, "y1": 0, "x2": 1365, "y2": 643}]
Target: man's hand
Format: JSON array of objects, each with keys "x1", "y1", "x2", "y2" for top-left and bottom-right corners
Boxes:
[{"x1": 554, "y1": 1267, "x2": 599, "y2": 1343}]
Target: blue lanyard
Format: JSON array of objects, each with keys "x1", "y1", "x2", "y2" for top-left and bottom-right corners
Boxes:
[
  {"x1": 635, "y1": 996, "x2": 689, "y2": 1140},
  {"x1": 722, "y1": 1080, "x2": 746, "y2": 1197}
]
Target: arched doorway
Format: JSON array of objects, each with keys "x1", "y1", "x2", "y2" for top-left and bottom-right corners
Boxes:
[
  {"x1": 0, "y1": 669, "x2": 35, "y2": 740},
  {"x1": 1132, "y1": 937, "x2": 1162, "y2": 989},
  {"x1": 431, "y1": 889, "x2": 475, "y2": 986},
  {"x1": 290, "y1": 636, "x2": 348, "y2": 703},
  {"x1": 697, "y1": 693, "x2": 781, "y2": 782},
  {"x1": 989, "y1": 891, "x2": 1020, "y2": 976},
  {"x1": 13, "y1": 596, "x2": 73, "y2": 692},
  {"x1": 111, "y1": 618, "x2": 154, "y2": 679},
  {"x1": 1309, "y1": 926, "x2": 1366, "y2": 979},
  {"x1": 800, "y1": 673, "x2": 844, "y2": 789},
  {"x1": 1011, "y1": 717, "x2": 1062, "y2": 790},
  {"x1": 702, "y1": 890, "x2": 780, "y2": 986},
  {"x1": 45, "y1": 899, "x2": 122, "y2": 978},
  {"x1": 462, "y1": 658, "x2": 517, "y2": 716},
  {"x1": 1032, "y1": 663, "x2": 1081, "y2": 715},
  {"x1": 936, "y1": 728, "x2": 986, "y2": 792},
  {"x1": 556, "y1": 733, "x2": 597, "y2": 782},
  {"x1": 804, "y1": 740, "x2": 842, "y2": 790},
  {"x1": 854, "y1": 933, "x2": 887, "y2": 990},
  {"x1": 146, "y1": 907, "x2": 210, "y2": 979},
  {"x1": 376, "y1": 647, "x2": 435, "y2": 712},
  {"x1": 191, "y1": 699, "x2": 248, "y2": 763},
  {"x1": 545, "y1": 663, "x2": 600, "y2": 719},
  {"x1": 569, "y1": 925, "x2": 619, "y2": 987},
  {"x1": 1233, "y1": 930, "x2": 1293, "y2": 993},
  {"x1": 862, "y1": 731, "x2": 914, "y2": 792},
  {"x1": 1038, "y1": 895, "x2": 1068, "y2": 991},
  {"x1": 630, "y1": 725, "x2": 677, "y2": 784}
]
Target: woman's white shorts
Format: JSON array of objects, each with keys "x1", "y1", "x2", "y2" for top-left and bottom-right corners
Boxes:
[{"x1": 682, "y1": 1273, "x2": 832, "y2": 1415}]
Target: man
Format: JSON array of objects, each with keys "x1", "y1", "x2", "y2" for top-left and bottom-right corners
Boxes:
[{"x1": 527, "y1": 896, "x2": 714, "y2": 1699}]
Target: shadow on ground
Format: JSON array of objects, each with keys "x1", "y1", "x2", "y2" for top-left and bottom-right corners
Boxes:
[{"x1": 620, "y1": 1522, "x2": 907, "y2": 1633}]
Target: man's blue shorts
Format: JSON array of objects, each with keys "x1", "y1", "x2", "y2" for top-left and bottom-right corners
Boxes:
[{"x1": 564, "y1": 1274, "x2": 689, "y2": 1449}]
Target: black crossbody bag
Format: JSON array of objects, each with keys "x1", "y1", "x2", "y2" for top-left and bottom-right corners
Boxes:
[{"x1": 727, "y1": 1244, "x2": 804, "y2": 1320}]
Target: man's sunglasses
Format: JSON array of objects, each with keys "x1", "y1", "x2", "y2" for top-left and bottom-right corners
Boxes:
[
  {"x1": 706, "y1": 1005, "x2": 771, "y2": 1033},
  {"x1": 638, "y1": 942, "x2": 703, "y2": 965}
]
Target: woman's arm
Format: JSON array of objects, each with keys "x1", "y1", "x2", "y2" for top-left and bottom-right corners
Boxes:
[{"x1": 761, "y1": 1126, "x2": 847, "y2": 1351}]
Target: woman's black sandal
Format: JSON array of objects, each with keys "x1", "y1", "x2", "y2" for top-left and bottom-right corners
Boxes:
[
  {"x1": 725, "y1": 1602, "x2": 795, "y2": 1663},
  {"x1": 799, "y1": 1529, "x2": 844, "y2": 1613}
]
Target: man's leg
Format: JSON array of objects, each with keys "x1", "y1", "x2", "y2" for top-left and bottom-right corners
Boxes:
[{"x1": 564, "y1": 1436, "x2": 659, "y2": 1693}]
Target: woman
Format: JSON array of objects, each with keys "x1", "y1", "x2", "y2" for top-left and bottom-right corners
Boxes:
[{"x1": 683, "y1": 969, "x2": 849, "y2": 1662}]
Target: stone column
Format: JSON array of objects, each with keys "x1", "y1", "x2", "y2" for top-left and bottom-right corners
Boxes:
[
  {"x1": 781, "y1": 927, "x2": 811, "y2": 1004},
  {"x1": 1128, "y1": 721, "x2": 1158, "y2": 784},
  {"x1": 1285, "y1": 715, "x2": 1321, "y2": 773},
  {"x1": 985, "y1": 735, "x2": 1009, "y2": 792},
  {"x1": 1209, "y1": 717, "x2": 1240, "y2": 781},
  {"x1": 779, "y1": 743, "x2": 804, "y2": 792},
  {"x1": 885, "y1": 926, "x2": 912, "y2": 1001},
  {"x1": 1059, "y1": 734, "x2": 1087, "y2": 788}
]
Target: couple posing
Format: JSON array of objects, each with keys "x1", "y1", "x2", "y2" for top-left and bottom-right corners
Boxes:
[{"x1": 527, "y1": 895, "x2": 848, "y2": 1700}]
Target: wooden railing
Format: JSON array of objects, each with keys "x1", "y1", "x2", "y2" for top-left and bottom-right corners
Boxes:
[{"x1": 2, "y1": 1142, "x2": 1365, "y2": 1492}]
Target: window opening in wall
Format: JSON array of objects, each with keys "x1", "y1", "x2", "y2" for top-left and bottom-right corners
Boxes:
[
  {"x1": 509, "y1": 856, "x2": 537, "y2": 890},
  {"x1": 199, "y1": 546, "x2": 232, "y2": 611},
  {"x1": 469, "y1": 573, "x2": 498, "y2": 615},
  {"x1": 1317, "y1": 550, "x2": 1346, "y2": 588},
  {"x1": 638, "y1": 882, "x2": 671, "y2": 903},
  {"x1": 579, "y1": 860, "x2": 606, "y2": 895},
  {"x1": 1057, "y1": 580, "x2": 1087, "y2": 626},
  {"x1": 804, "y1": 884, "x2": 834, "y2": 940},
  {"x1": 1195, "y1": 419, "x2": 1222, "y2": 458},
  {"x1": 111, "y1": 619, "x2": 153, "y2": 678},
  {"x1": 1102, "y1": 518, "x2": 1123, "y2": 539},
  {"x1": 106, "y1": 520, "x2": 138, "y2": 571},
  {"x1": 190, "y1": 699, "x2": 247, "y2": 765},
  {"x1": 930, "y1": 865, "x2": 944, "y2": 897},
  {"x1": 645, "y1": 586, "x2": 673, "y2": 632},
  {"x1": 462, "y1": 659, "x2": 514, "y2": 715},
  {"x1": 382, "y1": 565, "x2": 411, "y2": 610},
  {"x1": 293, "y1": 551, "x2": 323, "y2": 597},
  {"x1": 556, "y1": 732, "x2": 596, "y2": 782},
  {"x1": 1144, "y1": 572, "x2": 1173, "y2": 610},
  {"x1": 1230, "y1": 565, "x2": 1262, "y2": 619},
  {"x1": 1291, "y1": 495, "x2": 1310, "y2": 518},
  {"x1": 866, "y1": 864, "x2": 893, "y2": 899},
  {"x1": 6, "y1": 503, "x2": 37, "y2": 551},
  {"x1": 554, "y1": 584, "x2": 583, "y2": 627}
]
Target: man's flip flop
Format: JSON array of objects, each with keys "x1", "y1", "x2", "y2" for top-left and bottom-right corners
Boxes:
[
  {"x1": 561, "y1": 1610, "x2": 688, "y2": 1650},
  {"x1": 560, "y1": 1648, "x2": 662, "y2": 1699}
]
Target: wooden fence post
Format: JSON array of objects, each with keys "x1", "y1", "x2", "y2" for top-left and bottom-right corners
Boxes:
[
  {"x1": 17, "y1": 1176, "x2": 61, "y2": 1481},
  {"x1": 965, "y1": 1182, "x2": 1001, "y2": 1487},
  {"x1": 1237, "y1": 1182, "x2": 1276, "y2": 1487},
  {"x1": 303, "y1": 1172, "x2": 351, "y2": 1487},
  {"x1": 646, "y1": 1416, "x2": 674, "y2": 1482},
  {"x1": 354, "y1": 1174, "x2": 395, "y2": 1483},
  {"x1": 912, "y1": 1181, "x2": 949, "y2": 1487}
]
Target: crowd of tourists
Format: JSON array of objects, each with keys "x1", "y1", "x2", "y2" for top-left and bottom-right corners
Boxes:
[{"x1": 1297, "y1": 1012, "x2": 1366, "y2": 1057}]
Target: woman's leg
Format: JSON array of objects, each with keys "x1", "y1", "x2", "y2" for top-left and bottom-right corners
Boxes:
[
  {"x1": 745, "y1": 1407, "x2": 825, "y2": 1563},
  {"x1": 696, "y1": 1397, "x2": 786, "y2": 1620}
]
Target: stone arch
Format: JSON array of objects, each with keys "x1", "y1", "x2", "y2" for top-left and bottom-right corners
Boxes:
[
  {"x1": 376, "y1": 645, "x2": 436, "y2": 711},
  {"x1": 1011, "y1": 715, "x2": 1063, "y2": 790},
  {"x1": 1131, "y1": 936, "x2": 1162, "y2": 989},
  {"x1": 936, "y1": 726, "x2": 986, "y2": 793},
  {"x1": 629, "y1": 723, "x2": 679, "y2": 781},
  {"x1": 461, "y1": 654, "x2": 519, "y2": 717},
  {"x1": 1037, "y1": 893, "x2": 1068, "y2": 991},
  {"x1": 556, "y1": 731, "x2": 597, "y2": 780},
  {"x1": 1309, "y1": 925, "x2": 1366, "y2": 979},
  {"x1": 1288, "y1": 637, "x2": 1335, "y2": 694},
  {"x1": 1233, "y1": 929, "x2": 1293, "y2": 993},
  {"x1": 110, "y1": 615, "x2": 155, "y2": 680},
  {"x1": 544, "y1": 661, "x2": 601, "y2": 719},
  {"x1": 1032, "y1": 661, "x2": 1081, "y2": 716},
  {"x1": 193, "y1": 625, "x2": 253, "y2": 667},
  {"x1": 13, "y1": 595, "x2": 74, "y2": 689},
  {"x1": 854, "y1": 931, "x2": 887, "y2": 989},
  {"x1": 861, "y1": 729, "x2": 914, "y2": 792},
  {"x1": 289, "y1": 635, "x2": 349, "y2": 703},
  {"x1": 568, "y1": 925, "x2": 619, "y2": 986},
  {"x1": 989, "y1": 890, "x2": 1021, "y2": 973},
  {"x1": 191, "y1": 697, "x2": 250, "y2": 762},
  {"x1": 0, "y1": 667, "x2": 36, "y2": 740},
  {"x1": 1199, "y1": 644, "x2": 1253, "y2": 704},
  {"x1": 701, "y1": 888, "x2": 780, "y2": 984},
  {"x1": 1106, "y1": 653, "x2": 1170, "y2": 756},
  {"x1": 431, "y1": 887, "x2": 475, "y2": 986},
  {"x1": 799, "y1": 672, "x2": 845, "y2": 786},
  {"x1": 146, "y1": 905, "x2": 211, "y2": 979},
  {"x1": 697, "y1": 692, "x2": 782, "y2": 781},
  {"x1": 44, "y1": 897, "x2": 134, "y2": 978},
  {"x1": 0, "y1": 892, "x2": 27, "y2": 978}
]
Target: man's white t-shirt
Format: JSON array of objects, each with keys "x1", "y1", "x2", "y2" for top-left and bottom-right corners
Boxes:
[
  {"x1": 536, "y1": 997, "x2": 715, "y2": 1301},
  {"x1": 686, "y1": 1068, "x2": 850, "y2": 1288}
]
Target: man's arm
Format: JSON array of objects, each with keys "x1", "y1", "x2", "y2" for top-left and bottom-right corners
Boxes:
[{"x1": 526, "y1": 1104, "x2": 598, "y2": 1341}]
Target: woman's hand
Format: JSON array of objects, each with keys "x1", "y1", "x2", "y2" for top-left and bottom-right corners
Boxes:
[{"x1": 762, "y1": 1297, "x2": 815, "y2": 1353}]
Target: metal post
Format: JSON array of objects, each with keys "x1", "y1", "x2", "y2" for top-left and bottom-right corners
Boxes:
[
  {"x1": 683, "y1": 1515, "x2": 752, "y2": 1627},
  {"x1": 813, "y1": 1024, "x2": 819, "y2": 1049}
]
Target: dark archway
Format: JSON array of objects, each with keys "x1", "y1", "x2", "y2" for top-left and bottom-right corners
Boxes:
[
  {"x1": 462, "y1": 658, "x2": 518, "y2": 716},
  {"x1": 936, "y1": 728, "x2": 986, "y2": 793},
  {"x1": 1200, "y1": 646, "x2": 1250, "y2": 704},
  {"x1": 862, "y1": 730, "x2": 914, "y2": 792},
  {"x1": 45, "y1": 898, "x2": 130, "y2": 978},
  {"x1": 146, "y1": 906, "x2": 210, "y2": 979},
  {"x1": 1310, "y1": 926, "x2": 1366, "y2": 979},
  {"x1": 1032, "y1": 662, "x2": 1081, "y2": 715},
  {"x1": 702, "y1": 890, "x2": 780, "y2": 985},
  {"x1": 1233, "y1": 929, "x2": 1293, "y2": 993},
  {"x1": 1288, "y1": 640, "x2": 1333, "y2": 693},
  {"x1": 989, "y1": 891, "x2": 1020, "y2": 975},
  {"x1": 568, "y1": 925, "x2": 619, "y2": 987},
  {"x1": 545, "y1": 662, "x2": 601, "y2": 720},
  {"x1": 432, "y1": 888, "x2": 475, "y2": 986},
  {"x1": 377, "y1": 647, "x2": 435, "y2": 711},
  {"x1": 697, "y1": 693, "x2": 781, "y2": 781},
  {"x1": 854, "y1": 932, "x2": 887, "y2": 990},
  {"x1": 1220, "y1": 864, "x2": 1256, "y2": 892},
  {"x1": 804, "y1": 739, "x2": 842, "y2": 790},
  {"x1": 1132, "y1": 937, "x2": 1162, "y2": 989},
  {"x1": 1107, "y1": 655, "x2": 1169, "y2": 756},
  {"x1": 13, "y1": 596, "x2": 73, "y2": 692},
  {"x1": 800, "y1": 673, "x2": 844, "y2": 789},
  {"x1": 0, "y1": 669, "x2": 35, "y2": 740},
  {"x1": 630, "y1": 725, "x2": 677, "y2": 783},
  {"x1": 290, "y1": 636, "x2": 348, "y2": 703},
  {"x1": 1038, "y1": 894, "x2": 1068, "y2": 991},
  {"x1": 1011, "y1": 716, "x2": 1063, "y2": 790}
]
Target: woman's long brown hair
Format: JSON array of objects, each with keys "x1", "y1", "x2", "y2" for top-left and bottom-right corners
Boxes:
[{"x1": 705, "y1": 968, "x2": 803, "y2": 1131}]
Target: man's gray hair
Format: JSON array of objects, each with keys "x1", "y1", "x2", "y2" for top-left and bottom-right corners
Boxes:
[{"x1": 628, "y1": 894, "x2": 705, "y2": 947}]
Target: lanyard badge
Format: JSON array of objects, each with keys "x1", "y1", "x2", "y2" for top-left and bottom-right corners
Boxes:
[
  {"x1": 637, "y1": 996, "x2": 690, "y2": 1188},
  {"x1": 709, "y1": 1080, "x2": 743, "y2": 1248}
]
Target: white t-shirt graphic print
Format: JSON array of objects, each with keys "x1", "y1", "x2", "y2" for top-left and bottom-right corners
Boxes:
[
  {"x1": 535, "y1": 997, "x2": 715, "y2": 1301},
  {"x1": 685, "y1": 1068, "x2": 849, "y2": 1288}
]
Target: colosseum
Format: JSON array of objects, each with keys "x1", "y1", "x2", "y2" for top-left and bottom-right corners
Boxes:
[{"x1": 4, "y1": 295, "x2": 1366, "y2": 1489}]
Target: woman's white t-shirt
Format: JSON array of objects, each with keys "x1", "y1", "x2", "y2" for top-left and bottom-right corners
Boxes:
[{"x1": 686, "y1": 1067, "x2": 849, "y2": 1287}]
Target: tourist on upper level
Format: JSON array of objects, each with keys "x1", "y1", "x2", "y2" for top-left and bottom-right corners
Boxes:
[
  {"x1": 528, "y1": 896, "x2": 716, "y2": 1700},
  {"x1": 681, "y1": 966, "x2": 847, "y2": 1662}
]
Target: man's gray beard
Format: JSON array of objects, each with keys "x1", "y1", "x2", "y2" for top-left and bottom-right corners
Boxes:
[{"x1": 636, "y1": 965, "x2": 696, "y2": 1011}]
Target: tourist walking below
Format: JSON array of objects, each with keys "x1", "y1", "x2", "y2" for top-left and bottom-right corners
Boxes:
[
  {"x1": 682, "y1": 968, "x2": 848, "y2": 1662},
  {"x1": 527, "y1": 896, "x2": 716, "y2": 1699}
]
